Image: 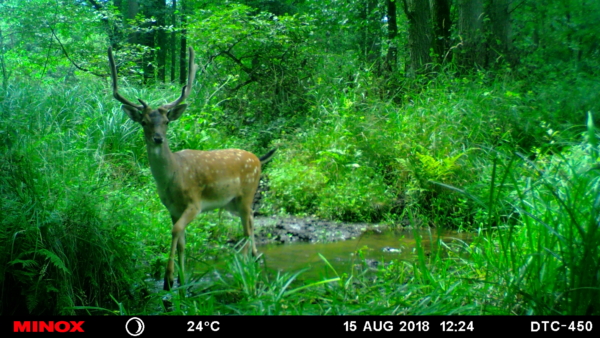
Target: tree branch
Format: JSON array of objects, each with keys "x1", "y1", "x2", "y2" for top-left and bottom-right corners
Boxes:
[
  {"x1": 49, "y1": 25, "x2": 106, "y2": 78},
  {"x1": 221, "y1": 50, "x2": 254, "y2": 75},
  {"x1": 230, "y1": 78, "x2": 256, "y2": 93},
  {"x1": 509, "y1": 0, "x2": 527, "y2": 15}
]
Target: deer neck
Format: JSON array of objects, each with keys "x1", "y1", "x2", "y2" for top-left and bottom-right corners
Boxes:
[{"x1": 146, "y1": 141, "x2": 179, "y2": 188}]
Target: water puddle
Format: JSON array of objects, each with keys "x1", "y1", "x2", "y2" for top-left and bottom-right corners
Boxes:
[
  {"x1": 258, "y1": 229, "x2": 471, "y2": 280},
  {"x1": 189, "y1": 228, "x2": 472, "y2": 282}
]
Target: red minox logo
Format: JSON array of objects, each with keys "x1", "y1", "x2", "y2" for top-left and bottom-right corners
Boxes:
[{"x1": 13, "y1": 321, "x2": 85, "y2": 332}]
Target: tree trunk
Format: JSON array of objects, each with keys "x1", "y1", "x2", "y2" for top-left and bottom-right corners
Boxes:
[
  {"x1": 0, "y1": 20, "x2": 8, "y2": 88},
  {"x1": 384, "y1": 0, "x2": 398, "y2": 72},
  {"x1": 138, "y1": 0, "x2": 161, "y2": 83},
  {"x1": 126, "y1": 0, "x2": 139, "y2": 45},
  {"x1": 487, "y1": 0, "x2": 511, "y2": 65},
  {"x1": 179, "y1": 0, "x2": 187, "y2": 85},
  {"x1": 402, "y1": 0, "x2": 433, "y2": 76},
  {"x1": 170, "y1": 0, "x2": 177, "y2": 82},
  {"x1": 156, "y1": 0, "x2": 167, "y2": 82},
  {"x1": 431, "y1": 0, "x2": 451, "y2": 64},
  {"x1": 457, "y1": 0, "x2": 485, "y2": 69},
  {"x1": 358, "y1": 0, "x2": 380, "y2": 65}
]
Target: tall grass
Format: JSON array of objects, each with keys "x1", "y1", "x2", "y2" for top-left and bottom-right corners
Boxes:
[
  {"x1": 0, "y1": 81, "x2": 150, "y2": 314},
  {"x1": 504, "y1": 137, "x2": 600, "y2": 314},
  {"x1": 428, "y1": 126, "x2": 600, "y2": 314}
]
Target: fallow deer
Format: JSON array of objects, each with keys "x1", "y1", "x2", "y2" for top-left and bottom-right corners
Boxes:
[{"x1": 107, "y1": 46, "x2": 275, "y2": 290}]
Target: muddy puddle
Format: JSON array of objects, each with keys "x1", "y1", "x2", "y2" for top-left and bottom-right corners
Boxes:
[
  {"x1": 187, "y1": 216, "x2": 473, "y2": 282},
  {"x1": 258, "y1": 229, "x2": 471, "y2": 280}
]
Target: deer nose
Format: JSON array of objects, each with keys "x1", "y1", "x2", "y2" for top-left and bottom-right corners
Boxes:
[{"x1": 153, "y1": 134, "x2": 163, "y2": 144}]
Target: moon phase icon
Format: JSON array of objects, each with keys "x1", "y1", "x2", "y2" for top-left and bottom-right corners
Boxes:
[{"x1": 125, "y1": 317, "x2": 145, "y2": 336}]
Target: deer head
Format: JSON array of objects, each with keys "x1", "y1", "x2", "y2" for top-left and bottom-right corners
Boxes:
[{"x1": 107, "y1": 46, "x2": 198, "y2": 146}]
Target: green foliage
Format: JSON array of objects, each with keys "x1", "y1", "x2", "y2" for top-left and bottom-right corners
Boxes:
[
  {"x1": 0, "y1": 0, "x2": 108, "y2": 83},
  {"x1": 318, "y1": 169, "x2": 392, "y2": 222},
  {"x1": 265, "y1": 157, "x2": 328, "y2": 215},
  {"x1": 262, "y1": 74, "x2": 530, "y2": 224},
  {"x1": 513, "y1": 0, "x2": 600, "y2": 77},
  {"x1": 510, "y1": 142, "x2": 600, "y2": 314},
  {"x1": 187, "y1": 4, "x2": 317, "y2": 128},
  {"x1": 448, "y1": 134, "x2": 600, "y2": 315},
  {"x1": 0, "y1": 82, "x2": 144, "y2": 314}
]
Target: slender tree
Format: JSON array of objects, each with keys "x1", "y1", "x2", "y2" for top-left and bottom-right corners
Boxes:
[
  {"x1": 126, "y1": 0, "x2": 139, "y2": 45},
  {"x1": 431, "y1": 0, "x2": 451, "y2": 64},
  {"x1": 179, "y1": 0, "x2": 187, "y2": 85},
  {"x1": 384, "y1": 0, "x2": 398, "y2": 72},
  {"x1": 358, "y1": 0, "x2": 380, "y2": 65},
  {"x1": 457, "y1": 0, "x2": 484, "y2": 68},
  {"x1": 156, "y1": 0, "x2": 167, "y2": 82},
  {"x1": 170, "y1": 0, "x2": 177, "y2": 82},
  {"x1": 0, "y1": 0, "x2": 7, "y2": 88},
  {"x1": 402, "y1": 0, "x2": 433, "y2": 76},
  {"x1": 487, "y1": 0, "x2": 511, "y2": 65}
]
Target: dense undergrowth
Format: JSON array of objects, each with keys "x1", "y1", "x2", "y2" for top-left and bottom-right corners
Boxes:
[{"x1": 1, "y1": 64, "x2": 599, "y2": 314}]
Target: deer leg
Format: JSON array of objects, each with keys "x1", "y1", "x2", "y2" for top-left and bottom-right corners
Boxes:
[
  {"x1": 239, "y1": 203, "x2": 257, "y2": 256},
  {"x1": 164, "y1": 206, "x2": 199, "y2": 291},
  {"x1": 175, "y1": 228, "x2": 186, "y2": 286}
]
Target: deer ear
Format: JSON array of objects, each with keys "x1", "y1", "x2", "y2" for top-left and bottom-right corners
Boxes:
[
  {"x1": 167, "y1": 104, "x2": 188, "y2": 122},
  {"x1": 122, "y1": 105, "x2": 143, "y2": 123}
]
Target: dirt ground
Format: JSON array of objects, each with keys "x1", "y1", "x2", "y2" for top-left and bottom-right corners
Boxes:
[{"x1": 252, "y1": 215, "x2": 387, "y2": 245}]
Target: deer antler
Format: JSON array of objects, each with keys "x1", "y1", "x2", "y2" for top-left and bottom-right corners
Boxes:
[
  {"x1": 107, "y1": 47, "x2": 145, "y2": 110},
  {"x1": 160, "y1": 47, "x2": 198, "y2": 110},
  {"x1": 108, "y1": 47, "x2": 197, "y2": 110}
]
